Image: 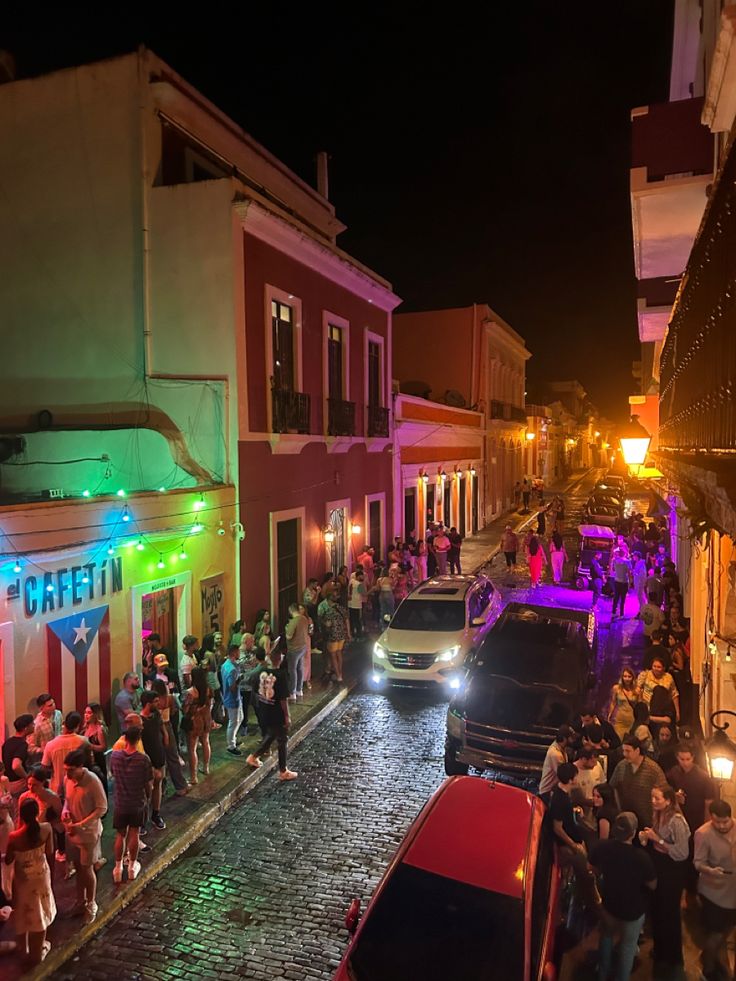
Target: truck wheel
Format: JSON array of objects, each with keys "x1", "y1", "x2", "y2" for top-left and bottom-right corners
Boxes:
[
  {"x1": 574, "y1": 575, "x2": 588, "y2": 591},
  {"x1": 444, "y1": 747, "x2": 469, "y2": 776}
]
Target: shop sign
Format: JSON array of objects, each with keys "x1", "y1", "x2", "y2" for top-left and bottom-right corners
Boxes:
[
  {"x1": 200, "y1": 573, "x2": 225, "y2": 636},
  {"x1": 6, "y1": 556, "x2": 124, "y2": 620}
]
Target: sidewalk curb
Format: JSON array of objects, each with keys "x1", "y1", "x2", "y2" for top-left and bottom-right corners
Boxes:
[
  {"x1": 32, "y1": 680, "x2": 357, "y2": 980},
  {"x1": 472, "y1": 469, "x2": 596, "y2": 575}
]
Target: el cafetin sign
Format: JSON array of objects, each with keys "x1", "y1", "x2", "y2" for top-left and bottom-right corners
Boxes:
[{"x1": 7, "y1": 556, "x2": 124, "y2": 618}]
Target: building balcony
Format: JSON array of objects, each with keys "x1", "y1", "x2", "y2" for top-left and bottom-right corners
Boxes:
[
  {"x1": 659, "y1": 133, "x2": 736, "y2": 454},
  {"x1": 367, "y1": 403, "x2": 389, "y2": 438},
  {"x1": 272, "y1": 388, "x2": 311, "y2": 434},
  {"x1": 630, "y1": 97, "x2": 714, "y2": 287},
  {"x1": 489, "y1": 400, "x2": 527, "y2": 424},
  {"x1": 327, "y1": 397, "x2": 356, "y2": 437}
]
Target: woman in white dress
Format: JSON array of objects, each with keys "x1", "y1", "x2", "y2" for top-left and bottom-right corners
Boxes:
[{"x1": 5, "y1": 797, "x2": 56, "y2": 965}]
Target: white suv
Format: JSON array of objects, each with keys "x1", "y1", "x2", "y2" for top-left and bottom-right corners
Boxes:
[{"x1": 372, "y1": 575, "x2": 502, "y2": 689}]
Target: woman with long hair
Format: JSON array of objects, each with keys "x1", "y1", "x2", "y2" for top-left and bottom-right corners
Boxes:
[
  {"x1": 607, "y1": 668, "x2": 639, "y2": 740},
  {"x1": 590, "y1": 783, "x2": 617, "y2": 840},
  {"x1": 199, "y1": 634, "x2": 223, "y2": 728},
  {"x1": 640, "y1": 785, "x2": 691, "y2": 970},
  {"x1": 526, "y1": 535, "x2": 547, "y2": 589},
  {"x1": 182, "y1": 666, "x2": 212, "y2": 784},
  {"x1": 548, "y1": 530, "x2": 568, "y2": 585},
  {"x1": 5, "y1": 797, "x2": 56, "y2": 964},
  {"x1": 413, "y1": 539, "x2": 428, "y2": 583},
  {"x1": 81, "y1": 703, "x2": 108, "y2": 794}
]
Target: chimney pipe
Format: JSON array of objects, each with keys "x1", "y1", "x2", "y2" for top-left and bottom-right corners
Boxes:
[{"x1": 316, "y1": 151, "x2": 329, "y2": 200}]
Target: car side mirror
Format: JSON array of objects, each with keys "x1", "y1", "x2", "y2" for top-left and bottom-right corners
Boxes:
[
  {"x1": 345, "y1": 897, "x2": 361, "y2": 934},
  {"x1": 542, "y1": 963, "x2": 557, "y2": 981}
]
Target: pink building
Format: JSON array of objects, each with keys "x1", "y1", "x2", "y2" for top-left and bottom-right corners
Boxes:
[{"x1": 393, "y1": 304, "x2": 530, "y2": 522}]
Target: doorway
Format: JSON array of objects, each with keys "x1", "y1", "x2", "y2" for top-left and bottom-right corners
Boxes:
[
  {"x1": 141, "y1": 586, "x2": 176, "y2": 660},
  {"x1": 276, "y1": 517, "x2": 300, "y2": 631},
  {"x1": 404, "y1": 488, "x2": 416, "y2": 542},
  {"x1": 426, "y1": 485, "x2": 435, "y2": 524},
  {"x1": 459, "y1": 477, "x2": 466, "y2": 537},
  {"x1": 368, "y1": 499, "x2": 382, "y2": 557}
]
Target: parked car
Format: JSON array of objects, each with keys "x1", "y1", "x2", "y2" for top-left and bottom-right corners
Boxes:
[
  {"x1": 601, "y1": 474, "x2": 626, "y2": 495},
  {"x1": 445, "y1": 603, "x2": 596, "y2": 777},
  {"x1": 584, "y1": 492, "x2": 623, "y2": 527},
  {"x1": 335, "y1": 776, "x2": 567, "y2": 981},
  {"x1": 371, "y1": 574, "x2": 502, "y2": 689}
]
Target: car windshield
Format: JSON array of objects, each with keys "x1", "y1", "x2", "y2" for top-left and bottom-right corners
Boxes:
[
  {"x1": 348, "y1": 863, "x2": 523, "y2": 981},
  {"x1": 390, "y1": 599, "x2": 465, "y2": 632},
  {"x1": 478, "y1": 621, "x2": 586, "y2": 689}
]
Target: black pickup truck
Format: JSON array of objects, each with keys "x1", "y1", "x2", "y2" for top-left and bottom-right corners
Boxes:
[{"x1": 444, "y1": 603, "x2": 597, "y2": 778}]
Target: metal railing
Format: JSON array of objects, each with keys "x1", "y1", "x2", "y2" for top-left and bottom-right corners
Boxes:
[
  {"x1": 327, "y1": 398, "x2": 356, "y2": 436},
  {"x1": 271, "y1": 388, "x2": 311, "y2": 434},
  {"x1": 367, "y1": 403, "x2": 389, "y2": 438},
  {"x1": 659, "y1": 134, "x2": 736, "y2": 454}
]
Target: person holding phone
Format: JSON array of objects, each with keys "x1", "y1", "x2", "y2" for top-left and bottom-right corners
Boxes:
[{"x1": 694, "y1": 799, "x2": 736, "y2": 980}]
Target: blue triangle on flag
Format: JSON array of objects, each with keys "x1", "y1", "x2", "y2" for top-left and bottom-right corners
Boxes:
[{"x1": 47, "y1": 606, "x2": 108, "y2": 665}]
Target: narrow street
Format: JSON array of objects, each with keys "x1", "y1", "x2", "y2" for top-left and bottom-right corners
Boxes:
[{"x1": 50, "y1": 472, "x2": 678, "y2": 981}]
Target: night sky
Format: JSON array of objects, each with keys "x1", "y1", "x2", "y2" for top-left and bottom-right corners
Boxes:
[{"x1": 3, "y1": 6, "x2": 673, "y2": 419}]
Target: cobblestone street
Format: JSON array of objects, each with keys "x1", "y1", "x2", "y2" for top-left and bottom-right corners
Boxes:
[{"x1": 50, "y1": 690, "x2": 449, "y2": 981}]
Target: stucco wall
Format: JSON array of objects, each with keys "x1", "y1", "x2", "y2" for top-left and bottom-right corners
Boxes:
[{"x1": 393, "y1": 308, "x2": 474, "y2": 404}]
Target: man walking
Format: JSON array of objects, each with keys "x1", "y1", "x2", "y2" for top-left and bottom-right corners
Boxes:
[
  {"x1": 590, "y1": 812, "x2": 657, "y2": 981},
  {"x1": 245, "y1": 645, "x2": 297, "y2": 781},
  {"x1": 221, "y1": 644, "x2": 244, "y2": 756},
  {"x1": 110, "y1": 724, "x2": 152, "y2": 883},
  {"x1": 285, "y1": 603, "x2": 309, "y2": 701},
  {"x1": 590, "y1": 551, "x2": 605, "y2": 608},
  {"x1": 694, "y1": 800, "x2": 736, "y2": 981},
  {"x1": 632, "y1": 551, "x2": 648, "y2": 614},
  {"x1": 61, "y1": 749, "x2": 107, "y2": 924}
]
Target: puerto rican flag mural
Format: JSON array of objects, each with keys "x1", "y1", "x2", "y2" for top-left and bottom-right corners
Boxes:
[{"x1": 46, "y1": 605, "x2": 111, "y2": 717}]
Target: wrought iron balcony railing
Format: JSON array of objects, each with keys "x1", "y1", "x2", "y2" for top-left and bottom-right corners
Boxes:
[
  {"x1": 272, "y1": 388, "x2": 311, "y2": 434},
  {"x1": 367, "y1": 403, "x2": 389, "y2": 438},
  {"x1": 327, "y1": 398, "x2": 356, "y2": 436},
  {"x1": 658, "y1": 131, "x2": 736, "y2": 454}
]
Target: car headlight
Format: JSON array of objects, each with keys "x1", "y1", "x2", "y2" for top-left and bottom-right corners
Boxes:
[
  {"x1": 436, "y1": 645, "x2": 461, "y2": 663},
  {"x1": 373, "y1": 642, "x2": 387, "y2": 660}
]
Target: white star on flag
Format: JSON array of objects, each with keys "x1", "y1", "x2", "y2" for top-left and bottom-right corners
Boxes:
[{"x1": 72, "y1": 618, "x2": 90, "y2": 646}]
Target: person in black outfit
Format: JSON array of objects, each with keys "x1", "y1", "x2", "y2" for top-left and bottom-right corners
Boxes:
[
  {"x1": 549, "y1": 762, "x2": 587, "y2": 870},
  {"x1": 245, "y1": 645, "x2": 297, "y2": 781},
  {"x1": 590, "y1": 551, "x2": 604, "y2": 608}
]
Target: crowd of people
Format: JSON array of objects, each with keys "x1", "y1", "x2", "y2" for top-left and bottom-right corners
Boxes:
[{"x1": 541, "y1": 714, "x2": 733, "y2": 979}]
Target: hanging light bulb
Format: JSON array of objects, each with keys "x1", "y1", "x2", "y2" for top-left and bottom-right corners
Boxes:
[
  {"x1": 13, "y1": 559, "x2": 21, "y2": 574},
  {"x1": 193, "y1": 493, "x2": 205, "y2": 512},
  {"x1": 107, "y1": 545, "x2": 115, "y2": 556},
  {"x1": 136, "y1": 540, "x2": 145, "y2": 551},
  {"x1": 158, "y1": 487, "x2": 166, "y2": 493},
  {"x1": 179, "y1": 547, "x2": 187, "y2": 560},
  {"x1": 45, "y1": 583, "x2": 54, "y2": 593},
  {"x1": 191, "y1": 522, "x2": 203, "y2": 534},
  {"x1": 122, "y1": 505, "x2": 130, "y2": 523},
  {"x1": 82, "y1": 572, "x2": 90, "y2": 585},
  {"x1": 116, "y1": 489, "x2": 126, "y2": 498},
  {"x1": 157, "y1": 555, "x2": 165, "y2": 570},
  {"x1": 82, "y1": 489, "x2": 91, "y2": 498}
]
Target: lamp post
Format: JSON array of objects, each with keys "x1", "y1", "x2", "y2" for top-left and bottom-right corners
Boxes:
[
  {"x1": 618, "y1": 415, "x2": 652, "y2": 475},
  {"x1": 706, "y1": 711, "x2": 736, "y2": 783}
]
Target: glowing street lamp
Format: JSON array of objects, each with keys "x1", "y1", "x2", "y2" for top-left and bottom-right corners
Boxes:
[
  {"x1": 618, "y1": 415, "x2": 651, "y2": 469},
  {"x1": 351, "y1": 521, "x2": 361, "y2": 536},
  {"x1": 706, "y1": 711, "x2": 736, "y2": 782},
  {"x1": 323, "y1": 525, "x2": 336, "y2": 544},
  {"x1": 525, "y1": 432, "x2": 536, "y2": 441}
]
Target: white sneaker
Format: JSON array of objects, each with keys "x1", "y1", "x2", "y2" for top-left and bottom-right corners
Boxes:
[
  {"x1": 278, "y1": 768, "x2": 298, "y2": 781},
  {"x1": 83, "y1": 901, "x2": 98, "y2": 925},
  {"x1": 128, "y1": 860, "x2": 141, "y2": 880},
  {"x1": 246, "y1": 754, "x2": 262, "y2": 768},
  {"x1": 113, "y1": 864, "x2": 123, "y2": 883}
]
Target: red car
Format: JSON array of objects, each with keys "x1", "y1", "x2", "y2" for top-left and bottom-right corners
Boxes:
[{"x1": 335, "y1": 776, "x2": 564, "y2": 981}]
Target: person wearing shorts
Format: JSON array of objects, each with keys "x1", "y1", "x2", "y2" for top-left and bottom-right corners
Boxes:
[
  {"x1": 109, "y1": 725, "x2": 152, "y2": 884},
  {"x1": 500, "y1": 526, "x2": 518, "y2": 572},
  {"x1": 61, "y1": 749, "x2": 107, "y2": 925}
]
